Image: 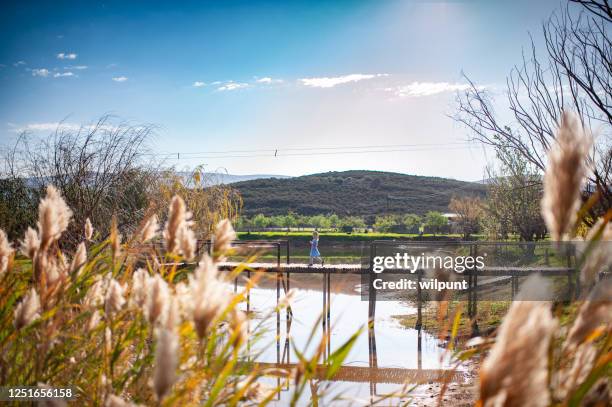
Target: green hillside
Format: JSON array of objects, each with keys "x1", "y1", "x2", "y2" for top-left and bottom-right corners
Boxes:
[{"x1": 232, "y1": 170, "x2": 486, "y2": 216}]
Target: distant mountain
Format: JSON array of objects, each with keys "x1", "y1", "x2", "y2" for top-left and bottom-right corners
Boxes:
[
  {"x1": 232, "y1": 170, "x2": 487, "y2": 217},
  {"x1": 175, "y1": 172, "x2": 291, "y2": 186}
]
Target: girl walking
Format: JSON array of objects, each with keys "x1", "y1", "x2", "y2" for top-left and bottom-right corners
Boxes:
[{"x1": 309, "y1": 231, "x2": 323, "y2": 266}]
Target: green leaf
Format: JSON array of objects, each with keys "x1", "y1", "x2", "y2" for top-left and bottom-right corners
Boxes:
[{"x1": 325, "y1": 327, "x2": 363, "y2": 379}]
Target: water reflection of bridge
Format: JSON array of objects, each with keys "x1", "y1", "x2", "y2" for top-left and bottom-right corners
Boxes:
[
  {"x1": 205, "y1": 240, "x2": 577, "y2": 400},
  {"x1": 251, "y1": 362, "x2": 462, "y2": 384},
  {"x1": 231, "y1": 266, "x2": 449, "y2": 402}
]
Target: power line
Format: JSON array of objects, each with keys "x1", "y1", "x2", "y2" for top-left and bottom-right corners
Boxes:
[
  {"x1": 148, "y1": 143, "x2": 477, "y2": 160},
  {"x1": 145, "y1": 141, "x2": 475, "y2": 158}
]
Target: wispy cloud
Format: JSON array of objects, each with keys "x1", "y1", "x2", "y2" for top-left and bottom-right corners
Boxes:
[
  {"x1": 8, "y1": 122, "x2": 75, "y2": 133},
  {"x1": 256, "y1": 77, "x2": 283, "y2": 84},
  {"x1": 112, "y1": 76, "x2": 128, "y2": 82},
  {"x1": 14, "y1": 60, "x2": 26, "y2": 67},
  {"x1": 65, "y1": 65, "x2": 87, "y2": 70},
  {"x1": 385, "y1": 82, "x2": 473, "y2": 97},
  {"x1": 57, "y1": 52, "x2": 77, "y2": 60},
  {"x1": 32, "y1": 68, "x2": 50, "y2": 77},
  {"x1": 217, "y1": 81, "x2": 249, "y2": 91},
  {"x1": 192, "y1": 81, "x2": 206, "y2": 87},
  {"x1": 9, "y1": 121, "x2": 127, "y2": 134},
  {"x1": 53, "y1": 72, "x2": 74, "y2": 78},
  {"x1": 299, "y1": 73, "x2": 387, "y2": 88}
]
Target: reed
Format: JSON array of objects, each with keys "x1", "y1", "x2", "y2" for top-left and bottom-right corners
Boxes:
[
  {"x1": 0, "y1": 186, "x2": 359, "y2": 406},
  {"x1": 475, "y1": 111, "x2": 611, "y2": 406}
]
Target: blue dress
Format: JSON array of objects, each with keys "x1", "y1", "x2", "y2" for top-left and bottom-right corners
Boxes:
[{"x1": 310, "y1": 239, "x2": 321, "y2": 257}]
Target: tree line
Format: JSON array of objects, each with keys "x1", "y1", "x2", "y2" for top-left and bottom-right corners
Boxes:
[{"x1": 234, "y1": 211, "x2": 453, "y2": 234}]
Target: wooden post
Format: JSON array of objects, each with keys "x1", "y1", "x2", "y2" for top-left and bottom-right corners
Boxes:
[
  {"x1": 327, "y1": 272, "x2": 331, "y2": 357},
  {"x1": 246, "y1": 269, "x2": 250, "y2": 315},
  {"x1": 322, "y1": 269, "x2": 327, "y2": 359},
  {"x1": 415, "y1": 270, "x2": 422, "y2": 329},
  {"x1": 368, "y1": 243, "x2": 377, "y2": 323}
]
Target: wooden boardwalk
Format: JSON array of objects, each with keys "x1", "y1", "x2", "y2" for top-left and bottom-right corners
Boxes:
[
  {"x1": 218, "y1": 261, "x2": 573, "y2": 276},
  {"x1": 218, "y1": 262, "x2": 362, "y2": 273}
]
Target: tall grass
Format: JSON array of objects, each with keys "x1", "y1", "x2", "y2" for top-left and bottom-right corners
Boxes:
[
  {"x1": 472, "y1": 111, "x2": 611, "y2": 407},
  {"x1": 0, "y1": 188, "x2": 359, "y2": 406}
]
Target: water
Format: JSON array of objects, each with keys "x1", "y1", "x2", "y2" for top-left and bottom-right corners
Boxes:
[{"x1": 234, "y1": 273, "x2": 461, "y2": 405}]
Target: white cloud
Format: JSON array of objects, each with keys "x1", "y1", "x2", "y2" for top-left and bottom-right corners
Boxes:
[
  {"x1": 299, "y1": 73, "x2": 386, "y2": 88},
  {"x1": 192, "y1": 81, "x2": 206, "y2": 87},
  {"x1": 9, "y1": 121, "x2": 125, "y2": 134},
  {"x1": 14, "y1": 60, "x2": 26, "y2": 67},
  {"x1": 57, "y1": 52, "x2": 77, "y2": 60},
  {"x1": 9, "y1": 122, "x2": 76, "y2": 133},
  {"x1": 256, "y1": 77, "x2": 283, "y2": 84},
  {"x1": 54, "y1": 71, "x2": 74, "y2": 78},
  {"x1": 32, "y1": 68, "x2": 50, "y2": 77},
  {"x1": 65, "y1": 65, "x2": 87, "y2": 70},
  {"x1": 112, "y1": 76, "x2": 128, "y2": 82},
  {"x1": 217, "y1": 82, "x2": 249, "y2": 91},
  {"x1": 385, "y1": 82, "x2": 473, "y2": 97}
]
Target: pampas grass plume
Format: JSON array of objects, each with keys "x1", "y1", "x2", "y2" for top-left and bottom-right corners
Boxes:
[
  {"x1": 541, "y1": 111, "x2": 592, "y2": 241},
  {"x1": 479, "y1": 275, "x2": 557, "y2": 406},
  {"x1": 14, "y1": 288, "x2": 41, "y2": 329}
]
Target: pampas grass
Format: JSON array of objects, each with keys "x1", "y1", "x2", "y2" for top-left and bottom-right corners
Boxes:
[
  {"x1": 475, "y1": 110, "x2": 611, "y2": 407},
  {"x1": 37, "y1": 185, "x2": 73, "y2": 251},
  {"x1": 479, "y1": 276, "x2": 557, "y2": 407},
  {"x1": 541, "y1": 111, "x2": 592, "y2": 241},
  {"x1": 190, "y1": 254, "x2": 228, "y2": 339},
  {"x1": 144, "y1": 274, "x2": 169, "y2": 326},
  {"x1": 3, "y1": 184, "x2": 361, "y2": 404},
  {"x1": 141, "y1": 214, "x2": 159, "y2": 243},
  {"x1": 20, "y1": 226, "x2": 39, "y2": 259},
  {"x1": 152, "y1": 328, "x2": 178, "y2": 401},
  {"x1": 85, "y1": 218, "x2": 94, "y2": 241},
  {"x1": 163, "y1": 196, "x2": 195, "y2": 259},
  {"x1": 0, "y1": 229, "x2": 12, "y2": 276},
  {"x1": 13, "y1": 288, "x2": 41, "y2": 329},
  {"x1": 212, "y1": 219, "x2": 236, "y2": 262}
]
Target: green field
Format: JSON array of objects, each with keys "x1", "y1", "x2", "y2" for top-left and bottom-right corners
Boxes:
[{"x1": 237, "y1": 231, "x2": 474, "y2": 241}]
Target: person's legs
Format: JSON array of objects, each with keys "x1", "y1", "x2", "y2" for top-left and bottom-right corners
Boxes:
[{"x1": 309, "y1": 256, "x2": 314, "y2": 266}]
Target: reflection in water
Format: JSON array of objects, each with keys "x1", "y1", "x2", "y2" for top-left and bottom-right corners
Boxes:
[{"x1": 233, "y1": 272, "x2": 460, "y2": 405}]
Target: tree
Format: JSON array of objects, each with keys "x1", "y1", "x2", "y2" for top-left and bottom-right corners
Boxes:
[
  {"x1": 155, "y1": 166, "x2": 242, "y2": 238},
  {"x1": 2, "y1": 117, "x2": 158, "y2": 244},
  {"x1": 423, "y1": 211, "x2": 447, "y2": 235},
  {"x1": 0, "y1": 177, "x2": 37, "y2": 240},
  {"x1": 454, "y1": 0, "x2": 611, "y2": 219},
  {"x1": 448, "y1": 196, "x2": 483, "y2": 240},
  {"x1": 282, "y1": 212, "x2": 298, "y2": 232},
  {"x1": 483, "y1": 146, "x2": 547, "y2": 241},
  {"x1": 309, "y1": 215, "x2": 331, "y2": 230},
  {"x1": 251, "y1": 214, "x2": 270, "y2": 230},
  {"x1": 328, "y1": 213, "x2": 341, "y2": 230},
  {"x1": 373, "y1": 215, "x2": 397, "y2": 233},
  {"x1": 402, "y1": 214, "x2": 422, "y2": 233},
  {"x1": 342, "y1": 216, "x2": 366, "y2": 230}
]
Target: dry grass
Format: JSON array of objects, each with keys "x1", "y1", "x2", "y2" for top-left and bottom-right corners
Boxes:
[{"x1": 0, "y1": 187, "x2": 360, "y2": 406}]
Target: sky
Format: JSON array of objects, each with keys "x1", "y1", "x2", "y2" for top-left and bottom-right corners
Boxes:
[{"x1": 0, "y1": 0, "x2": 564, "y2": 181}]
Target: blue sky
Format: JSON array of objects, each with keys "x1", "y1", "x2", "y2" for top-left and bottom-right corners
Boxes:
[{"x1": 0, "y1": 0, "x2": 562, "y2": 181}]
